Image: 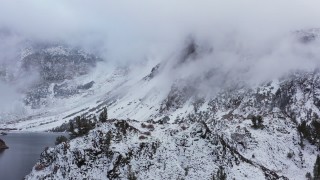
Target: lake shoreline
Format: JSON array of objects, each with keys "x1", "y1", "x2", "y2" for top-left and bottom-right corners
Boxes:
[{"x1": 0, "y1": 132, "x2": 66, "y2": 180}]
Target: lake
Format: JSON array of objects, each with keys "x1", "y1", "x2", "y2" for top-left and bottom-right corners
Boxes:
[{"x1": 0, "y1": 132, "x2": 64, "y2": 180}]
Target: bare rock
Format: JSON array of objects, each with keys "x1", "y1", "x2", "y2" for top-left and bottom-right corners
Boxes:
[{"x1": 0, "y1": 138, "x2": 8, "y2": 150}]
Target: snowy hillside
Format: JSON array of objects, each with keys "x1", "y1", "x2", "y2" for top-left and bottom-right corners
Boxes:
[
  {"x1": 22, "y1": 69, "x2": 320, "y2": 179},
  {"x1": 25, "y1": 119, "x2": 292, "y2": 180},
  {"x1": 2, "y1": 29, "x2": 320, "y2": 133},
  {"x1": 24, "y1": 102, "x2": 318, "y2": 180},
  {"x1": 1, "y1": 29, "x2": 320, "y2": 179}
]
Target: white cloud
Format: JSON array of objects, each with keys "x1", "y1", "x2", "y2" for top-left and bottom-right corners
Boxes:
[{"x1": 0, "y1": 0, "x2": 320, "y2": 107}]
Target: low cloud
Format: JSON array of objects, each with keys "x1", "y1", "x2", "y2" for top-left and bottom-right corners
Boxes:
[
  {"x1": 0, "y1": 0, "x2": 320, "y2": 113},
  {"x1": 0, "y1": 0, "x2": 319, "y2": 63},
  {"x1": 0, "y1": 81, "x2": 26, "y2": 121}
]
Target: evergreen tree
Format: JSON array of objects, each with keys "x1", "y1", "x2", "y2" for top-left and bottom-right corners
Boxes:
[
  {"x1": 312, "y1": 120, "x2": 320, "y2": 147},
  {"x1": 92, "y1": 115, "x2": 98, "y2": 124},
  {"x1": 106, "y1": 131, "x2": 112, "y2": 147},
  {"x1": 76, "y1": 116, "x2": 85, "y2": 136},
  {"x1": 314, "y1": 155, "x2": 320, "y2": 180},
  {"x1": 55, "y1": 135, "x2": 68, "y2": 145},
  {"x1": 69, "y1": 121, "x2": 75, "y2": 134},
  {"x1": 251, "y1": 116, "x2": 257, "y2": 128},
  {"x1": 306, "y1": 172, "x2": 312, "y2": 180},
  {"x1": 216, "y1": 166, "x2": 227, "y2": 180},
  {"x1": 257, "y1": 115, "x2": 263, "y2": 127},
  {"x1": 298, "y1": 121, "x2": 311, "y2": 140},
  {"x1": 69, "y1": 115, "x2": 95, "y2": 138},
  {"x1": 75, "y1": 116, "x2": 82, "y2": 129},
  {"x1": 99, "y1": 107, "x2": 108, "y2": 123},
  {"x1": 80, "y1": 116, "x2": 93, "y2": 135},
  {"x1": 128, "y1": 165, "x2": 137, "y2": 180}
]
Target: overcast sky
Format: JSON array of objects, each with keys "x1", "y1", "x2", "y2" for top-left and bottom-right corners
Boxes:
[
  {"x1": 1, "y1": 0, "x2": 320, "y2": 82},
  {"x1": 1, "y1": 0, "x2": 320, "y2": 118},
  {"x1": 1, "y1": 0, "x2": 320, "y2": 61}
]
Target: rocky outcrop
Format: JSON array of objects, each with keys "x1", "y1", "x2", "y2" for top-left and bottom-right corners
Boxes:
[
  {"x1": 0, "y1": 138, "x2": 8, "y2": 150},
  {"x1": 20, "y1": 45, "x2": 100, "y2": 109},
  {"x1": 26, "y1": 118, "x2": 295, "y2": 180}
]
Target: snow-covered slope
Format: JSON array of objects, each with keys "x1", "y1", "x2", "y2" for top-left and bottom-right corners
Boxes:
[
  {"x1": 22, "y1": 69, "x2": 320, "y2": 179},
  {"x1": 24, "y1": 111, "x2": 317, "y2": 180},
  {"x1": 2, "y1": 29, "x2": 320, "y2": 132},
  {"x1": 2, "y1": 30, "x2": 320, "y2": 179}
]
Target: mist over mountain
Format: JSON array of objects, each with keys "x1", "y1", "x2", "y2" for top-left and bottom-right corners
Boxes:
[{"x1": 1, "y1": 1, "x2": 320, "y2": 179}]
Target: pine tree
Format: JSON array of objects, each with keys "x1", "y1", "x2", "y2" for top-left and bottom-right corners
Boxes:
[
  {"x1": 216, "y1": 166, "x2": 227, "y2": 180},
  {"x1": 92, "y1": 115, "x2": 98, "y2": 124},
  {"x1": 314, "y1": 155, "x2": 320, "y2": 180},
  {"x1": 128, "y1": 165, "x2": 137, "y2": 180},
  {"x1": 257, "y1": 115, "x2": 263, "y2": 128},
  {"x1": 105, "y1": 131, "x2": 112, "y2": 149},
  {"x1": 298, "y1": 121, "x2": 311, "y2": 140},
  {"x1": 306, "y1": 172, "x2": 312, "y2": 180},
  {"x1": 55, "y1": 135, "x2": 68, "y2": 145},
  {"x1": 69, "y1": 121, "x2": 75, "y2": 134},
  {"x1": 99, "y1": 107, "x2": 108, "y2": 123},
  {"x1": 80, "y1": 116, "x2": 93, "y2": 135},
  {"x1": 75, "y1": 116, "x2": 84, "y2": 136},
  {"x1": 251, "y1": 116, "x2": 257, "y2": 128},
  {"x1": 75, "y1": 116, "x2": 82, "y2": 129},
  {"x1": 68, "y1": 115, "x2": 96, "y2": 138}
]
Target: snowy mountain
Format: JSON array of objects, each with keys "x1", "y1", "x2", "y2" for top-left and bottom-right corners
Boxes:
[
  {"x1": 1, "y1": 30, "x2": 320, "y2": 179},
  {"x1": 24, "y1": 71, "x2": 320, "y2": 179}
]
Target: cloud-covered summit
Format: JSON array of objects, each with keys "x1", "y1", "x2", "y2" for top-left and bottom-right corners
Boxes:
[{"x1": 1, "y1": 0, "x2": 320, "y2": 119}]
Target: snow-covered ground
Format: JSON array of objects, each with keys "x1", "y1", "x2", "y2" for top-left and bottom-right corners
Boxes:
[{"x1": 1, "y1": 38, "x2": 320, "y2": 179}]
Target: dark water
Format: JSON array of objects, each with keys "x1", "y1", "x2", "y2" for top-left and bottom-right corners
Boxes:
[{"x1": 0, "y1": 133, "x2": 64, "y2": 180}]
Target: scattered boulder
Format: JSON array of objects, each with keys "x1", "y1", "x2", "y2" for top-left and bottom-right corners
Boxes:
[
  {"x1": 0, "y1": 138, "x2": 8, "y2": 150},
  {"x1": 0, "y1": 132, "x2": 7, "y2": 136}
]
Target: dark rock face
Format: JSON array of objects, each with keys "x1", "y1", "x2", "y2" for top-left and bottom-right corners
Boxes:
[
  {"x1": 21, "y1": 45, "x2": 100, "y2": 109},
  {"x1": 22, "y1": 46, "x2": 98, "y2": 82},
  {"x1": 0, "y1": 138, "x2": 8, "y2": 150},
  {"x1": 296, "y1": 28, "x2": 320, "y2": 43}
]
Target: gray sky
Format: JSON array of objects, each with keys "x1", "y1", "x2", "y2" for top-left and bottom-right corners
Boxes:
[
  {"x1": 1, "y1": 0, "x2": 320, "y2": 61},
  {"x1": 1, "y1": 0, "x2": 320, "y2": 116}
]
